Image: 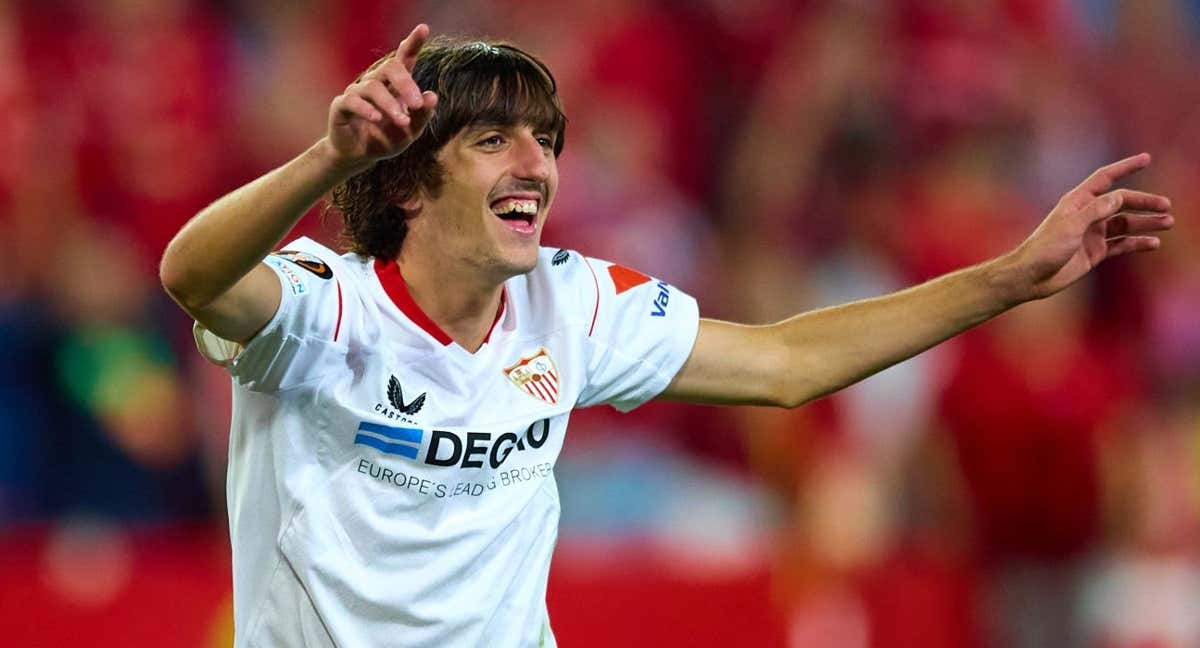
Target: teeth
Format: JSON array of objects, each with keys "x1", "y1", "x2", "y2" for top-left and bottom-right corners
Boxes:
[{"x1": 491, "y1": 199, "x2": 538, "y2": 215}]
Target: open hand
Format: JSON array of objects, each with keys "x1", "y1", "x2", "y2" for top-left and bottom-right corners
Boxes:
[
  {"x1": 325, "y1": 24, "x2": 439, "y2": 169},
  {"x1": 1010, "y1": 153, "x2": 1174, "y2": 301}
]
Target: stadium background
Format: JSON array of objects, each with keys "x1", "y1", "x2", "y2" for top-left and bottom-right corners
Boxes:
[{"x1": 1, "y1": 0, "x2": 1198, "y2": 645}]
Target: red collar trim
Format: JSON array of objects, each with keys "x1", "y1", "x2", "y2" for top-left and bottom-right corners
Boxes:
[{"x1": 373, "y1": 258, "x2": 505, "y2": 347}]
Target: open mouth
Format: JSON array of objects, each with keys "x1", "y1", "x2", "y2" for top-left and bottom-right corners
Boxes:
[{"x1": 490, "y1": 197, "x2": 539, "y2": 233}]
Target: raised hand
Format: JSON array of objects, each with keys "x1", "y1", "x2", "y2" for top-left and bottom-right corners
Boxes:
[
  {"x1": 1010, "y1": 153, "x2": 1174, "y2": 300},
  {"x1": 326, "y1": 24, "x2": 439, "y2": 169}
]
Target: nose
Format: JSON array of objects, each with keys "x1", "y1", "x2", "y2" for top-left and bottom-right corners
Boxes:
[{"x1": 511, "y1": 131, "x2": 552, "y2": 183}]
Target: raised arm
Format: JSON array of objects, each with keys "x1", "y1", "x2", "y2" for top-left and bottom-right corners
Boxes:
[
  {"x1": 662, "y1": 154, "x2": 1175, "y2": 408},
  {"x1": 159, "y1": 24, "x2": 437, "y2": 343}
]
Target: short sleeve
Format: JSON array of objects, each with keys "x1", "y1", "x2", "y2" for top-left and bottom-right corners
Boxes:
[
  {"x1": 194, "y1": 237, "x2": 344, "y2": 392},
  {"x1": 576, "y1": 258, "x2": 700, "y2": 412}
]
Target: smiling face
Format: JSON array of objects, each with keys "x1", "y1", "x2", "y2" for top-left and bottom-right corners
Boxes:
[
  {"x1": 332, "y1": 38, "x2": 567, "y2": 268},
  {"x1": 404, "y1": 121, "x2": 559, "y2": 280}
]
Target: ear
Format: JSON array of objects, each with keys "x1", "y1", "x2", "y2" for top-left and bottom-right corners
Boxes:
[{"x1": 400, "y1": 194, "x2": 423, "y2": 217}]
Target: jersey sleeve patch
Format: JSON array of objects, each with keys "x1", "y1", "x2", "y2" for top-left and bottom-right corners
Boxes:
[
  {"x1": 272, "y1": 250, "x2": 334, "y2": 279},
  {"x1": 265, "y1": 255, "x2": 310, "y2": 296},
  {"x1": 606, "y1": 264, "x2": 651, "y2": 294},
  {"x1": 578, "y1": 256, "x2": 700, "y2": 412}
]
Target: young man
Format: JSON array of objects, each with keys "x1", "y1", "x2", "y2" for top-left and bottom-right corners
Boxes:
[{"x1": 160, "y1": 24, "x2": 1173, "y2": 648}]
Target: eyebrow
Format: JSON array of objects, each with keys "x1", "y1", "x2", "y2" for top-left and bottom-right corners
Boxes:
[
  {"x1": 466, "y1": 120, "x2": 512, "y2": 131},
  {"x1": 465, "y1": 120, "x2": 555, "y2": 135}
]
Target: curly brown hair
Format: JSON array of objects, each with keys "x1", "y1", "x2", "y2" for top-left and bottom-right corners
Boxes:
[{"x1": 327, "y1": 38, "x2": 567, "y2": 261}]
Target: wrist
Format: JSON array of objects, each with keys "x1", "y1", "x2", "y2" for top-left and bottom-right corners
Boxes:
[
  {"x1": 310, "y1": 137, "x2": 375, "y2": 181},
  {"x1": 982, "y1": 250, "x2": 1037, "y2": 309}
]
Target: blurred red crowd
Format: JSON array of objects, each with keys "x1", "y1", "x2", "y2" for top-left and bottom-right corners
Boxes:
[{"x1": 1, "y1": 0, "x2": 1199, "y2": 646}]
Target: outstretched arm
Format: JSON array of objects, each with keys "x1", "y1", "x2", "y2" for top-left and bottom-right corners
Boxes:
[
  {"x1": 159, "y1": 25, "x2": 437, "y2": 343},
  {"x1": 661, "y1": 154, "x2": 1175, "y2": 408}
]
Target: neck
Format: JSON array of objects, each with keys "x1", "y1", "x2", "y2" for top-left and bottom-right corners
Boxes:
[{"x1": 395, "y1": 244, "x2": 504, "y2": 353}]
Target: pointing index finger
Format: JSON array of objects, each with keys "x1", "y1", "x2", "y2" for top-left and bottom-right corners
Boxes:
[
  {"x1": 1077, "y1": 152, "x2": 1151, "y2": 196},
  {"x1": 396, "y1": 24, "x2": 430, "y2": 72}
]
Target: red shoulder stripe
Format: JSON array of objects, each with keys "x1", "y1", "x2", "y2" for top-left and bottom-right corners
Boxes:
[
  {"x1": 583, "y1": 257, "x2": 600, "y2": 337},
  {"x1": 334, "y1": 278, "x2": 344, "y2": 342}
]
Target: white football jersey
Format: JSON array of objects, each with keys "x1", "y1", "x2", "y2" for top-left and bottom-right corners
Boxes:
[{"x1": 195, "y1": 238, "x2": 699, "y2": 647}]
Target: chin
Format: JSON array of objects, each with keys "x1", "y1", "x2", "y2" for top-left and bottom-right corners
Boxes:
[
  {"x1": 507, "y1": 252, "x2": 540, "y2": 276},
  {"x1": 488, "y1": 247, "x2": 540, "y2": 279}
]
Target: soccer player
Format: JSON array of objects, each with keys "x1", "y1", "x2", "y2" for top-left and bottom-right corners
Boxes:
[{"x1": 159, "y1": 24, "x2": 1174, "y2": 648}]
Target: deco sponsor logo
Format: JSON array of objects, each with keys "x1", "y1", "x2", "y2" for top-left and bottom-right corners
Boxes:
[
  {"x1": 353, "y1": 418, "x2": 552, "y2": 470},
  {"x1": 354, "y1": 421, "x2": 422, "y2": 459},
  {"x1": 425, "y1": 419, "x2": 551, "y2": 469}
]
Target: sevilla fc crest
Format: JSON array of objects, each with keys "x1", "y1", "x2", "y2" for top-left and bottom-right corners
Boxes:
[{"x1": 504, "y1": 348, "x2": 560, "y2": 405}]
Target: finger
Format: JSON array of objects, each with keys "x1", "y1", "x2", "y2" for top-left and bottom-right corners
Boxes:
[
  {"x1": 407, "y1": 90, "x2": 438, "y2": 134},
  {"x1": 355, "y1": 80, "x2": 408, "y2": 127},
  {"x1": 1105, "y1": 235, "x2": 1161, "y2": 259},
  {"x1": 1104, "y1": 212, "x2": 1175, "y2": 238},
  {"x1": 1105, "y1": 188, "x2": 1172, "y2": 213},
  {"x1": 378, "y1": 64, "x2": 424, "y2": 112},
  {"x1": 1075, "y1": 152, "x2": 1151, "y2": 196},
  {"x1": 1084, "y1": 189, "x2": 1172, "y2": 225},
  {"x1": 396, "y1": 24, "x2": 430, "y2": 71},
  {"x1": 333, "y1": 93, "x2": 382, "y2": 123}
]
